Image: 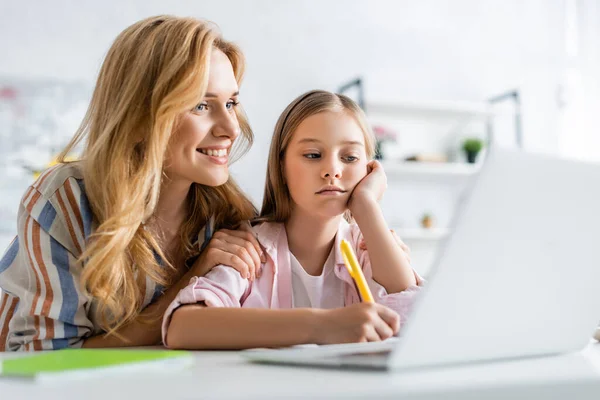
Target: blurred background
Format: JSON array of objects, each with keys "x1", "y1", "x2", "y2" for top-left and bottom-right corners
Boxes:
[{"x1": 0, "y1": 0, "x2": 598, "y2": 276}]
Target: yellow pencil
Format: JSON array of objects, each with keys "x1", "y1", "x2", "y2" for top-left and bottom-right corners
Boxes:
[{"x1": 340, "y1": 239, "x2": 374, "y2": 303}]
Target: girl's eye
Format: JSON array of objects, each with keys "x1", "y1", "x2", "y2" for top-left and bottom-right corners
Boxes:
[
  {"x1": 344, "y1": 155, "x2": 359, "y2": 162},
  {"x1": 226, "y1": 101, "x2": 239, "y2": 110},
  {"x1": 194, "y1": 103, "x2": 208, "y2": 112},
  {"x1": 304, "y1": 153, "x2": 321, "y2": 159}
]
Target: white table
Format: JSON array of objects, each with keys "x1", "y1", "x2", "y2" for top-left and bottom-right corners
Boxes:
[{"x1": 1, "y1": 342, "x2": 600, "y2": 399}]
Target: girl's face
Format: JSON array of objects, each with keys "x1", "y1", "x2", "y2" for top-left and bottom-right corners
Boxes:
[
  {"x1": 283, "y1": 111, "x2": 369, "y2": 219},
  {"x1": 164, "y1": 49, "x2": 241, "y2": 187}
]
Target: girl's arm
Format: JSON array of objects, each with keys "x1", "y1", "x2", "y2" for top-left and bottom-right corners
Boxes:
[
  {"x1": 167, "y1": 305, "x2": 317, "y2": 349},
  {"x1": 166, "y1": 302, "x2": 400, "y2": 350},
  {"x1": 349, "y1": 161, "x2": 417, "y2": 293}
]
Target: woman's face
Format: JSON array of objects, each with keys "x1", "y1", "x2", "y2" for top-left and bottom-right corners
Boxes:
[
  {"x1": 164, "y1": 49, "x2": 241, "y2": 187},
  {"x1": 283, "y1": 111, "x2": 370, "y2": 219}
]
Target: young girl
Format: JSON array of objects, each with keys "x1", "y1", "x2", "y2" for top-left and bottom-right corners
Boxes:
[
  {"x1": 163, "y1": 90, "x2": 423, "y2": 349},
  {"x1": 0, "y1": 16, "x2": 264, "y2": 351}
]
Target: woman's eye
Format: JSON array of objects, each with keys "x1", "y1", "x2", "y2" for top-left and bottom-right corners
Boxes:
[
  {"x1": 226, "y1": 101, "x2": 239, "y2": 110},
  {"x1": 194, "y1": 103, "x2": 208, "y2": 112},
  {"x1": 304, "y1": 153, "x2": 321, "y2": 159}
]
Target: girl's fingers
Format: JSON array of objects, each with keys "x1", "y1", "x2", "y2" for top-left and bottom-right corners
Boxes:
[
  {"x1": 375, "y1": 304, "x2": 400, "y2": 335},
  {"x1": 365, "y1": 325, "x2": 383, "y2": 342},
  {"x1": 372, "y1": 316, "x2": 395, "y2": 341}
]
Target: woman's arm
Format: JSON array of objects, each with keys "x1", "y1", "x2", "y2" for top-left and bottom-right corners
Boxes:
[
  {"x1": 166, "y1": 302, "x2": 400, "y2": 350},
  {"x1": 0, "y1": 176, "x2": 262, "y2": 350},
  {"x1": 84, "y1": 226, "x2": 266, "y2": 348},
  {"x1": 0, "y1": 208, "x2": 93, "y2": 351},
  {"x1": 1, "y1": 217, "x2": 187, "y2": 350},
  {"x1": 82, "y1": 265, "x2": 201, "y2": 348}
]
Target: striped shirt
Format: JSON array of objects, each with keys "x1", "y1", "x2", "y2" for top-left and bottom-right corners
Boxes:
[{"x1": 0, "y1": 162, "x2": 213, "y2": 351}]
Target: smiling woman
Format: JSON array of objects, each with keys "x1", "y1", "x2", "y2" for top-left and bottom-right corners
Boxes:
[
  {"x1": 165, "y1": 49, "x2": 243, "y2": 186},
  {"x1": 0, "y1": 15, "x2": 264, "y2": 351}
]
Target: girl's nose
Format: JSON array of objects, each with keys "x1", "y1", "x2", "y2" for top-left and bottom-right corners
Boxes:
[{"x1": 321, "y1": 162, "x2": 342, "y2": 179}]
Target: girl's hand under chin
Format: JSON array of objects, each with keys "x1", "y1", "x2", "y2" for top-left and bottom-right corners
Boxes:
[{"x1": 348, "y1": 160, "x2": 387, "y2": 213}]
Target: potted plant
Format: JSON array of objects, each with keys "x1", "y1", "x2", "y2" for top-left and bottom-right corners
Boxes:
[
  {"x1": 462, "y1": 138, "x2": 484, "y2": 164},
  {"x1": 421, "y1": 213, "x2": 434, "y2": 229}
]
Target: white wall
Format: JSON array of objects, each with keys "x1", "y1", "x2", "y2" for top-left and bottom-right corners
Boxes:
[
  {"x1": 0, "y1": 0, "x2": 574, "y2": 199},
  {"x1": 2, "y1": 0, "x2": 595, "y2": 258}
]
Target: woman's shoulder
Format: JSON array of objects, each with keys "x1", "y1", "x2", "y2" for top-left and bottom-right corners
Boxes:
[
  {"x1": 31, "y1": 161, "x2": 85, "y2": 199},
  {"x1": 20, "y1": 161, "x2": 93, "y2": 254},
  {"x1": 24, "y1": 162, "x2": 89, "y2": 217}
]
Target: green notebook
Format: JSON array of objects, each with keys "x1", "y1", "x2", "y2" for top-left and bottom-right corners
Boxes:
[{"x1": 0, "y1": 349, "x2": 193, "y2": 381}]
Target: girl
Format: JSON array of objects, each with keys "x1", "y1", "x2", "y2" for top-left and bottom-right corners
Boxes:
[
  {"x1": 163, "y1": 90, "x2": 423, "y2": 349},
  {"x1": 0, "y1": 16, "x2": 264, "y2": 351}
]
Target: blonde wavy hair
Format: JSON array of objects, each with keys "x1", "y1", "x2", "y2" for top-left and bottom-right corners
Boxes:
[
  {"x1": 58, "y1": 15, "x2": 256, "y2": 334},
  {"x1": 259, "y1": 90, "x2": 376, "y2": 223}
]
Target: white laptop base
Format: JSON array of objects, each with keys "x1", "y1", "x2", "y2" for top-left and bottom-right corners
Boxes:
[{"x1": 243, "y1": 148, "x2": 600, "y2": 370}]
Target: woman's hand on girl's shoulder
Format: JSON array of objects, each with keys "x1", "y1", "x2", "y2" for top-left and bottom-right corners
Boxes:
[
  {"x1": 348, "y1": 160, "x2": 387, "y2": 213},
  {"x1": 190, "y1": 224, "x2": 266, "y2": 281}
]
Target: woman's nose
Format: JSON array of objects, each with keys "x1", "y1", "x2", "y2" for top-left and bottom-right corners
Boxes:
[{"x1": 212, "y1": 108, "x2": 240, "y2": 139}]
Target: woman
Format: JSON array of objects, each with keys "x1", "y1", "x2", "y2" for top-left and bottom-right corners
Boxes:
[{"x1": 0, "y1": 15, "x2": 263, "y2": 351}]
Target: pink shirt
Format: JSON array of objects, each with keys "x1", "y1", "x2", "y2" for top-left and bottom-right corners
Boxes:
[{"x1": 162, "y1": 219, "x2": 424, "y2": 347}]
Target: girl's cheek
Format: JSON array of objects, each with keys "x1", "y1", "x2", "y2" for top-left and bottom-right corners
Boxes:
[
  {"x1": 352, "y1": 167, "x2": 368, "y2": 182},
  {"x1": 347, "y1": 178, "x2": 361, "y2": 192}
]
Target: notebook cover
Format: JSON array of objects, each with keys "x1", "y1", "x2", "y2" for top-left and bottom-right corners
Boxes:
[{"x1": 0, "y1": 348, "x2": 192, "y2": 378}]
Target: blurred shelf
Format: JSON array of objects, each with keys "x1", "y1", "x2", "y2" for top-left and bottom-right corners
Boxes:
[
  {"x1": 366, "y1": 99, "x2": 492, "y2": 118},
  {"x1": 382, "y1": 161, "x2": 480, "y2": 180},
  {"x1": 392, "y1": 228, "x2": 450, "y2": 241}
]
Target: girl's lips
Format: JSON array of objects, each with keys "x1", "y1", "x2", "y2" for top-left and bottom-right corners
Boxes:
[
  {"x1": 316, "y1": 185, "x2": 345, "y2": 194},
  {"x1": 316, "y1": 190, "x2": 346, "y2": 196}
]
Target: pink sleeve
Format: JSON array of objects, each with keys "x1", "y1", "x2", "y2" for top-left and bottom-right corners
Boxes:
[
  {"x1": 161, "y1": 266, "x2": 249, "y2": 347},
  {"x1": 349, "y1": 224, "x2": 425, "y2": 327}
]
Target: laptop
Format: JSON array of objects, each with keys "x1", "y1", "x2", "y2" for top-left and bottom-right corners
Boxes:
[{"x1": 243, "y1": 147, "x2": 600, "y2": 370}]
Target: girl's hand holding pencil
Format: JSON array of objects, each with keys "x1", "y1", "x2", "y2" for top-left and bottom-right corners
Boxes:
[
  {"x1": 306, "y1": 239, "x2": 399, "y2": 345},
  {"x1": 312, "y1": 303, "x2": 399, "y2": 344}
]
